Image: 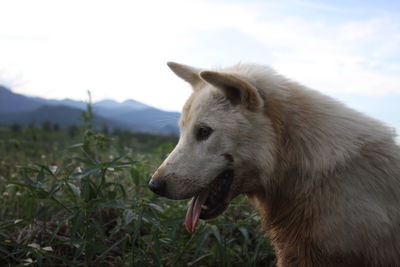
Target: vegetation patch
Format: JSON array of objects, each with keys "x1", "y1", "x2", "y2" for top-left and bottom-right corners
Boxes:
[{"x1": 0, "y1": 100, "x2": 275, "y2": 266}]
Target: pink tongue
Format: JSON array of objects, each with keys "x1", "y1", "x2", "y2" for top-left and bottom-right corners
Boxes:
[{"x1": 185, "y1": 189, "x2": 210, "y2": 233}]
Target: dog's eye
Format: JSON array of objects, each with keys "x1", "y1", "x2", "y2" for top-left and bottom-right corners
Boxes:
[{"x1": 196, "y1": 126, "x2": 213, "y2": 141}]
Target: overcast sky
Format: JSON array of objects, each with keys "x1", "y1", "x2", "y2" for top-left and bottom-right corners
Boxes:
[{"x1": 0, "y1": 0, "x2": 399, "y2": 132}]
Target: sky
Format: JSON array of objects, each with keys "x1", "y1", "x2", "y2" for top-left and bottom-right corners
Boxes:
[{"x1": 0, "y1": 0, "x2": 399, "y2": 132}]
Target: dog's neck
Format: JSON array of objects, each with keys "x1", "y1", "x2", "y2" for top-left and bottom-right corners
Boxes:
[{"x1": 246, "y1": 160, "x2": 328, "y2": 266}]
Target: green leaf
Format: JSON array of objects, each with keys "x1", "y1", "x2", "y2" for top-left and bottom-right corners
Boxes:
[
  {"x1": 19, "y1": 172, "x2": 35, "y2": 186},
  {"x1": 35, "y1": 168, "x2": 45, "y2": 185},
  {"x1": 238, "y1": 226, "x2": 250, "y2": 245},
  {"x1": 48, "y1": 183, "x2": 63, "y2": 197},
  {"x1": 34, "y1": 164, "x2": 56, "y2": 176},
  {"x1": 132, "y1": 208, "x2": 144, "y2": 245},
  {"x1": 188, "y1": 253, "x2": 212, "y2": 266},
  {"x1": 131, "y1": 168, "x2": 140, "y2": 186},
  {"x1": 151, "y1": 230, "x2": 162, "y2": 267},
  {"x1": 67, "y1": 143, "x2": 84, "y2": 149},
  {"x1": 104, "y1": 182, "x2": 127, "y2": 198},
  {"x1": 70, "y1": 212, "x2": 84, "y2": 236},
  {"x1": 210, "y1": 225, "x2": 222, "y2": 243},
  {"x1": 0, "y1": 220, "x2": 24, "y2": 231},
  {"x1": 50, "y1": 215, "x2": 73, "y2": 242},
  {"x1": 78, "y1": 167, "x2": 100, "y2": 179},
  {"x1": 148, "y1": 203, "x2": 164, "y2": 213},
  {"x1": 123, "y1": 209, "x2": 135, "y2": 225},
  {"x1": 81, "y1": 178, "x2": 98, "y2": 200},
  {"x1": 67, "y1": 182, "x2": 81, "y2": 198}
]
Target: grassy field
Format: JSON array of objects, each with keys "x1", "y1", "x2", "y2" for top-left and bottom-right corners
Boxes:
[{"x1": 0, "y1": 107, "x2": 275, "y2": 266}]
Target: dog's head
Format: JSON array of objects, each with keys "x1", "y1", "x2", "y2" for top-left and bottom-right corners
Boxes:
[{"x1": 149, "y1": 62, "x2": 276, "y2": 233}]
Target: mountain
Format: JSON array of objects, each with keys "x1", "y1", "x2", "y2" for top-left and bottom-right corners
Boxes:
[
  {"x1": 0, "y1": 86, "x2": 180, "y2": 134},
  {"x1": 0, "y1": 86, "x2": 43, "y2": 113},
  {"x1": 93, "y1": 99, "x2": 151, "y2": 118},
  {"x1": 95, "y1": 99, "x2": 149, "y2": 110},
  {"x1": 0, "y1": 105, "x2": 122, "y2": 128},
  {"x1": 46, "y1": 98, "x2": 87, "y2": 110},
  {"x1": 107, "y1": 107, "x2": 181, "y2": 133}
]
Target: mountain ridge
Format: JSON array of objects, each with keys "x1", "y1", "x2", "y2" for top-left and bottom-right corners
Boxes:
[{"x1": 0, "y1": 86, "x2": 180, "y2": 135}]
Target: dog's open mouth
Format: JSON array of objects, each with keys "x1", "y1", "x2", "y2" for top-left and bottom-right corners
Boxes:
[{"x1": 185, "y1": 170, "x2": 234, "y2": 233}]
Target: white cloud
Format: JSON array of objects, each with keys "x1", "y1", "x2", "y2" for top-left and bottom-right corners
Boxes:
[
  {"x1": 222, "y1": 8, "x2": 400, "y2": 95},
  {"x1": 0, "y1": 0, "x2": 263, "y2": 110}
]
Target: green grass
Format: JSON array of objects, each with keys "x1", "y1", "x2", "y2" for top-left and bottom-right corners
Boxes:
[{"x1": 0, "y1": 104, "x2": 275, "y2": 266}]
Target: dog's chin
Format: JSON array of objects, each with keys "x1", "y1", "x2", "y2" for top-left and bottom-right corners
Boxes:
[{"x1": 198, "y1": 169, "x2": 234, "y2": 220}]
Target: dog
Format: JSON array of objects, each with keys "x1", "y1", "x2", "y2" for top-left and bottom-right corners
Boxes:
[{"x1": 149, "y1": 62, "x2": 400, "y2": 266}]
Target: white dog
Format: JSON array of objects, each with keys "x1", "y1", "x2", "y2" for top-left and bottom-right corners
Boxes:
[{"x1": 150, "y1": 62, "x2": 400, "y2": 267}]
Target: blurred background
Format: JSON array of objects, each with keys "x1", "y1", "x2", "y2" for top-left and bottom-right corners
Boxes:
[{"x1": 0, "y1": 0, "x2": 399, "y2": 135}]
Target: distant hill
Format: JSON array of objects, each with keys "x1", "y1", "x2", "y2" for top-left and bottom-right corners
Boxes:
[
  {"x1": 95, "y1": 99, "x2": 149, "y2": 110},
  {"x1": 0, "y1": 85, "x2": 43, "y2": 113},
  {"x1": 0, "y1": 86, "x2": 180, "y2": 134},
  {"x1": 0, "y1": 105, "x2": 122, "y2": 128},
  {"x1": 108, "y1": 107, "x2": 181, "y2": 132}
]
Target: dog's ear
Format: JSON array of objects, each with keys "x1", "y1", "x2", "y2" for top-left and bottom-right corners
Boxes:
[
  {"x1": 200, "y1": 71, "x2": 263, "y2": 111},
  {"x1": 167, "y1": 62, "x2": 202, "y2": 88}
]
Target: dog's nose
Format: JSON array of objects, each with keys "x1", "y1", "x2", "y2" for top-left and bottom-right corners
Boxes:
[{"x1": 148, "y1": 179, "x2": 166, "y2": 196}]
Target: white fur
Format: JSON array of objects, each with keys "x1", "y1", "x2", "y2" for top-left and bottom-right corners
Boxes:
[{"x1": 152, "y1": 62, "x2": 400, "y2": 266}]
